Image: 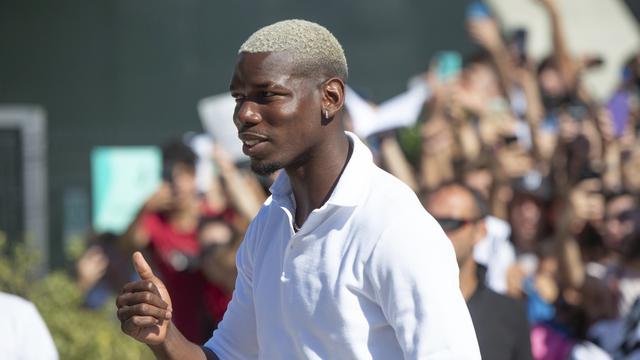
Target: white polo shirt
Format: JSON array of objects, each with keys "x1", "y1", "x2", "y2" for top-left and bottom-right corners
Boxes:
[
  {"x1": 0, "y1": 292, "x2": 59, "y2": 360},
  {"x1": 205, "y1": 132, "x2": 480, "y2": 359}
]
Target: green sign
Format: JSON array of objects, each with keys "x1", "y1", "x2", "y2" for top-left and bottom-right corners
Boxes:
[{"x1": 91, "y1": 147, "x2": 161, "y2": 233}]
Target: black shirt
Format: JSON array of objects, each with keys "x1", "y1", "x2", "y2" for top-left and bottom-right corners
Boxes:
[{"x1": 467, "y1": 265, "x2": 533, "y2": 360}]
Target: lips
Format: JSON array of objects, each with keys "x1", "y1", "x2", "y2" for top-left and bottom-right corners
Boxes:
[{"x1": 238, "y1": 132, "x2": 269, "y2": 156}]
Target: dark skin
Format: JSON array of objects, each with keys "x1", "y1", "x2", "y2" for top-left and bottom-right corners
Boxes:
[
  {"x1": 115, "y1": 51, "x2": 348, "y2": 360},
  {"x1": 232, "y1": 51, "x2": 349, "y2": 226}
]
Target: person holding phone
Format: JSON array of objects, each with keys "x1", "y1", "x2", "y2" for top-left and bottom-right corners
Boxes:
[{"x1": 119, "y1": 140, "x2": 235, "y2": 344}]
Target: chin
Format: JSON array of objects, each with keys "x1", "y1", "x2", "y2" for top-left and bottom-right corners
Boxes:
[{"x1": 250, "y1": 159, "x2": 283, "y2": 176}]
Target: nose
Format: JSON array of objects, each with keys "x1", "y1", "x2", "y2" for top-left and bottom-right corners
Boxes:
[{"x1": 234, "y1": 99, "x2": 261, "y2": 129}]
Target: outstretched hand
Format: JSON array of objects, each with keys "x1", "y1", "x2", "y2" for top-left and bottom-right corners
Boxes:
[{"x1": 116, "y1": 252, "x2": 173, "y2": 345}]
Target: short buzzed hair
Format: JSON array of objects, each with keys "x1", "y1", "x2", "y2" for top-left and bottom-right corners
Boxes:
[
  {"x1": 239, "y1": 19, "x2": 348, "y2": 81},
  {"x1": 422, "y1": 181, "x2": 489, "y2": 219}
]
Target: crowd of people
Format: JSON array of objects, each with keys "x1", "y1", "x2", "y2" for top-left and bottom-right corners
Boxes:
[{"x1": 68, "y1": 1, "x2": 640, "y2": 359}]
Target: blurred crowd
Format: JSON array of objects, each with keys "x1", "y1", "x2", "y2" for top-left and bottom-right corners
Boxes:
[{"x1": 69, "y1": 0, "x2": 640, "y2": 359}]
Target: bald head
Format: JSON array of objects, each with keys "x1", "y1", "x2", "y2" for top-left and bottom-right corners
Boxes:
[
  {"x1": 239, "y1": 19, "x2": 348, "y2": 81},
  {"x1": 423, "y1": 183, "x2": 487, "y2": 220},
  {"x1": 423, "y1": 183, "x2": 487, "y2": 266}
]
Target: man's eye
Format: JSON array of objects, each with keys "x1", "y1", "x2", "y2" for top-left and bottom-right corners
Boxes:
[
  {"x1": 260, "y1": 91, "x2": 276, "y2": 97},
  {"x1": 232, "y1": 94, "x2": 245, "y2": 102}
]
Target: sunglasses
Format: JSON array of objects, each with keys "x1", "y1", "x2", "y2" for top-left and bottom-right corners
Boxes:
[{"x1": 434, "y1": 217, "x2": 483, "y2": 232}]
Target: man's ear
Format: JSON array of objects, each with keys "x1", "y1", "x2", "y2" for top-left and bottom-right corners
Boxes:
[{"x1": 322, "y1": 78, "x2": 345, "y2": 121}]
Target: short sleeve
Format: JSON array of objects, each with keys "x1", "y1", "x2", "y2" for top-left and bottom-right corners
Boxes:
[{"x1": 365, "y1": 214, "x2": 481, "y2": 359}]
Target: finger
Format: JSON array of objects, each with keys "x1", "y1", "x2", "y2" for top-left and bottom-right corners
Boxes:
[
  {"x1": 121, "y1": 280, "x2": 161, "y2": 297},
  {"x1": 133, "y1": 252, "x2": 155, "y2": 280},
  {"x1": 117, "y1": 303, "x2": 172, "y2": 322},
  {"x1": 130, "y1": 315, "x2": 160, "y2": 327},
  {"x1": 121, "y1": 317, "x2": 156, "y2": 336},
  {"x1": 116, "y1": 291, "x2": 169, "y2": 310}
]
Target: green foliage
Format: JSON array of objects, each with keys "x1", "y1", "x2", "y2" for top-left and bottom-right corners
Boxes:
[
  {"x1": 397, "y1": 122, "x2": 423, "y2": 169},
  {"x1": 0, "y1": 237, "x2": 153, "y2": 359}
]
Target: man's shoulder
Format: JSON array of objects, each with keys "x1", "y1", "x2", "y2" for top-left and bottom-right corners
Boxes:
[
  {"x1": 350, "y1": 167, "x2": 443, "y2": 256},
  {"x1": 0, "y1": 292, "x2": 34, "y2": 310},
  {"x1": 0, "y1": 292, "x2": 42, "y2": 326},
  {"x1": 364, "y1": 167, "x2": 425, "y2": 214}
]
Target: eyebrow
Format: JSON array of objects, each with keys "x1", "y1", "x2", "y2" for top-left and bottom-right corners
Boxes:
[{"x1": 230, "y1": 81, "x2": 288, "y2": 92}]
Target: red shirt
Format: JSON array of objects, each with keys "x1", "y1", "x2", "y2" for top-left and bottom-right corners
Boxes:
[{"x1": 141, "y1": 204, "x2": 234, "y2": 343}]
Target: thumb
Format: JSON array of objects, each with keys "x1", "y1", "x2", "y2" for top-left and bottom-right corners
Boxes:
[{"x1": 132, "y1": 251, "x2": 155, "y2": 280}]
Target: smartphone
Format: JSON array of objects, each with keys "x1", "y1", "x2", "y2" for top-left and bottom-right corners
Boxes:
[
  {"x1": 161, "y1": 162, "x2": 174, "y2": 183},
  {"x1": 512, "y1": 29, "x2": 528, "y2": 65},
  {"x1": 435, "y1": 51, "x2": 462, "y2": 83},
  {"x1": 466, "y1": 1, "x2": 491, "y2": 20},
  {"x1": 502, "y1": 134, "x2": 519, "y2": 146}
]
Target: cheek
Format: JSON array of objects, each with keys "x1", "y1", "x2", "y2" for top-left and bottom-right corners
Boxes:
[
  {"x1": 449, "y1": 230, "x2": 473, "y2": 249},
  {"x1": 175, "y1": 175, "x2": 196, "y2": 193},
  {"x1": 540, "y1": 70, "x2": 565, "y2": 95}
]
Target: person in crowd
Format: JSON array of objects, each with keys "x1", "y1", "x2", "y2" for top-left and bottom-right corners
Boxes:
[
  {"x1": 120, "y1": 139, "x2": 235, "y2": 343},
  {"x1": 424, "y1": 182, "x2": 532, "y2": 360},
  {"x1": 602, "y1": 192, "x2": 638, "y2": 262},
  {"x1": 76, "y1": 232, "x2": 135, "y2": 309},
  {"x1": 0, "y1": 292, "x2": 59, "y2": 359},
  {"x1": 196, "y1": 216, "x2": 237, "y2": 332},
  {"x1": 116, "y1": 19, "x2": 480, "y2": 359}
]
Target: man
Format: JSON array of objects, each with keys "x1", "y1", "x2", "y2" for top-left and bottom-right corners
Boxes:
[
  {"x1": 116, "y1": 19, "x2": 479, "y2": 359},
  {"x1": 423, "y1": 182, "x2": 532, "y2": 360},
  {"x1": 462, "y1": 160, "x2": 517, "y2": 294}
]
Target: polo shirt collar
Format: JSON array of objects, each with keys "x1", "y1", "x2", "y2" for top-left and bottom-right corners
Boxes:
[{"x1": 269, "y1": 131, "x2": 372, "y2": 208}]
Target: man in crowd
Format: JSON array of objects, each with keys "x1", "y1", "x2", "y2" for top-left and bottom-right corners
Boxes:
[
  {"x1": 424, "y1": 182, "x2": 532, "y2": 360},
  {"x1": 116, "y1": 19, "x2": 479, "y2": 359}
]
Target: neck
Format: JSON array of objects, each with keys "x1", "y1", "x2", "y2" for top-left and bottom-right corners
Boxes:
[
  {"x1": 168, "y1": 197, "x2": 200, "y2": 232},
  {"x1": 288, "y1": 132, "x2": 351, "y2": 227},
  {"x1": 459, "y1": 258, "x2": 478, "y2": 301}
]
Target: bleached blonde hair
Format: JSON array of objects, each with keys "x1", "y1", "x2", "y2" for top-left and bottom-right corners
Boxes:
[{"x1": 239, "y1": 19, "x2": 348, "y2": 80}]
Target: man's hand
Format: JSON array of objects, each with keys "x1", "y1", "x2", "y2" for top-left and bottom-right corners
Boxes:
[
  {"x1": 116, "y1": 252, "x2": 173, "y2": 345},
  {"x1": 76, "y1": 245, "x2": 108, "y2": 292},
  {"x1": 144, "y1": 183, "x2": 174, "y2": 213}
]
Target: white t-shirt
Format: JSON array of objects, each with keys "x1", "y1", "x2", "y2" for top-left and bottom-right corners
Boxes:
[
  {"x1": 0, "y1": 292, "x2": 58, "y2": 360},
  {"x1": 205, "y1": 132, "x2": 480, "y2": 359}
]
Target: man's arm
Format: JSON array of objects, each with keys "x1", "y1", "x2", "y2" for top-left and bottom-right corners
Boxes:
[
  {"x1": 378, "y1": 131, "x2": 419, "y2": 192},
  {"x1": 467, "y1": 16, "x2": 517, "y2": 98},
  {"x1": 148, "y1": 323, "x2": 219, "y2": 360},
  {"x1": 539, "y1": 0, "x2": 578, "y2": 88},
  {"x1": 366, "y1": 210, "x2": 481, "y2": 359}
]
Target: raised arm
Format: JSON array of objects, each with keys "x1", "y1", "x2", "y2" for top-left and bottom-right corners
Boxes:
[
  {"x1": 377, "y1": 131, "x2": 420, "y2": 192},
  {"x1": 538, "y1": 0, "x2": 578, "y2": 88},
  {"x1": 467, "y1": 16, "x2": 516, "y2": 97},
  {"x1": 212, "y1": 145, "x2": 265, "y2": 221},
  {"x1": 119, "y1": 184, "x2": 173, "y2": 252}
]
